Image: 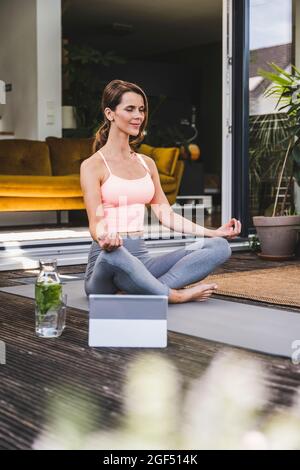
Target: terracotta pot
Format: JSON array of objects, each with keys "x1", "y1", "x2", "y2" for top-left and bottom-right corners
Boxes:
[{"x1": 253, "y1": 215, "x2": 300, "y2": 260}]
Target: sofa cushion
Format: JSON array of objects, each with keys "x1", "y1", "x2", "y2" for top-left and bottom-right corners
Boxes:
[
  {"x1": 46, "y1": 136, "x2": 94, "y2": 175},
  {"x1": 138, "y1": 144, "x2": 180, "y2": 176},
  {"x1": 0, "y1": 139, "x2": 51, "y2": 175},
  {"x1": 0, "y1": 174, "x2": 82, "y2": 197},
  {"x1": 0, "y1": 197, "x2": 85, "y2": 212},
  {"x1": 158, "y1": 173, "x2": 177, "y2": 193}
]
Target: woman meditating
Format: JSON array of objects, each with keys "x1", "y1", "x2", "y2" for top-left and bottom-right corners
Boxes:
[{"x1": 80, "y1": 79, "x2": 241, "y2": 304}]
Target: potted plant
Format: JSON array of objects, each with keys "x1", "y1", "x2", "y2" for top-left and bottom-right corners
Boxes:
[{"x1": 252, "y1": 63, "x2": 300, "y2": 260}]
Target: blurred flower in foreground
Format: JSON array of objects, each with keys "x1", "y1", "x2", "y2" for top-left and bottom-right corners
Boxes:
[
  {"x1": 82, "y1": 354, "x2": 182, "y2": 449},
  {"x1": 32, "y1": 385, "x2": 99, "y2": 450},
  {"x1": 181, "y1": 350, "x2": 270, "y2": 449},
  {"x1": 259, "y1": 387, "x2": 300, "y2": 450},
  {"x1": 32, "y1": 350, "x2": 300, "y2": 450}
]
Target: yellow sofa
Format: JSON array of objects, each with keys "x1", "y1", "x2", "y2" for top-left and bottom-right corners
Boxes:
[{"x1": 0, "y1": 138, "x2": 184, "y2": 214}]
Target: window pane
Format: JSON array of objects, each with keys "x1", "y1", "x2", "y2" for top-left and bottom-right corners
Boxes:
[{"x1": 249, "y1": 0, "x2": 294, "y2": 220}]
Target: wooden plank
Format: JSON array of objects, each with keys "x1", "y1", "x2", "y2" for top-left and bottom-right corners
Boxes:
[{"x1": 0, "y1": 289, "x2": 300, "y2": 449}]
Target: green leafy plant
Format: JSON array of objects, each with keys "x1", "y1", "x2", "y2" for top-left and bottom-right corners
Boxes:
[
  {"x1": 257, "y1": 63, "x2": 300, "y2": 215},
  {"x1": 248, "y1": 234, "x2": 261, "y2": 252},
  {"x1": 249, "y1": 112, "x2": 294, "y2": 215}
]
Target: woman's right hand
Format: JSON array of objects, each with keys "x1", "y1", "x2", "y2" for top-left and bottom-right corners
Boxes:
[
  {"x1": 96, "y1": 225, "x2": 123, "y2": 252},
  {"x1": 97, "y1": 232, "x2": 123, "y2": 252}
]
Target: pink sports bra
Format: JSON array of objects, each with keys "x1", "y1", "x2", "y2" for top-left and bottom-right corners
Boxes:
[{"x1": 97, "y1": 149, "x2": 155, "y2": 233}]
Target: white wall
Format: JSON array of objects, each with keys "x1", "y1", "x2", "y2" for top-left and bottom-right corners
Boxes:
[
  {"x1": 0, "y1": 0, "x2": 62, "y2": 140},
  {"x1": 36, "y1": 0, "x2": 62, "y2": 140},
  {"x1": 0, "y1": 0, "x2": 36, "y2": 136},
  {"x1": 0, "y1": 0, "x2": 63, "y2": 226}
]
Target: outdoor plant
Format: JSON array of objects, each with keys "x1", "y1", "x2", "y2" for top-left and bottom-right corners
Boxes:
[
  {"x1": 258, "y1": 62, "x2": 300, "y2": 216},
  {"x1": 248, "y1": 234, "x2": 261, "y2": 253},
  {"x1": 249, "y1": 112, "x2": 294, "y2": 215},
  {"x1": 249, "y1": 63, "x2": 300, "y2": 259}
]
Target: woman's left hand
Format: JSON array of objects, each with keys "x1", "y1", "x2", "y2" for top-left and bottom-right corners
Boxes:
[{"x1": 214, "y1": 218, "x2": 242, "y2": 239}]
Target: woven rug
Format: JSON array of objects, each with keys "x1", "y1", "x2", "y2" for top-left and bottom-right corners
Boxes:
[{"x1": 203, "y1": 265, "x2": 300, "y2": 308}]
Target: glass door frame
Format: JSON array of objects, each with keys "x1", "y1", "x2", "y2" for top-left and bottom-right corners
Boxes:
[{"x1": 222, "y1": 0, "x2": 250, "y2": 237}]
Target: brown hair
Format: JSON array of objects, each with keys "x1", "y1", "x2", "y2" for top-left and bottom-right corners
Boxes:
[{"x1": 93, "y1": 79, "x2": 148, "y2": 153}]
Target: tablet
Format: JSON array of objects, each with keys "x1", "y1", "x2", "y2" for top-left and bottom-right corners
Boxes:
[{"x1": 88, "y1": 294, "x2": 168, "y2": 347}]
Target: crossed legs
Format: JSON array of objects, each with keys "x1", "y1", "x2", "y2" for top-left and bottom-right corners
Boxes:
[{"x1": 84, "y1": 237, "x2": 231, "y2": 303}]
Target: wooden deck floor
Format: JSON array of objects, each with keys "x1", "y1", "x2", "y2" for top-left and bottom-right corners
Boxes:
[{"x1": 0, "y1": 251, "x2": 300, "y2": 449}]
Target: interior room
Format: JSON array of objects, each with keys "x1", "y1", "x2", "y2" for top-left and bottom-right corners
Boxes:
[
  {"x1": 0, "y1": 0, "x2": 225, "y2": 269},
  {"x1": 61, "y1": 0, "x2": 223, "y2": 227}
]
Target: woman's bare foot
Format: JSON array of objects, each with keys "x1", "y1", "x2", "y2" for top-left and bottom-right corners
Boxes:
[
  {"x1": 115, "y1": 283, "x2": 218, "y2": 303},
  {"x1": 168, "y1": 283, "x2": 218, "y2": 304},
  {"x1": 182, "y1": 279, "x2": 216, "y2": 289}
]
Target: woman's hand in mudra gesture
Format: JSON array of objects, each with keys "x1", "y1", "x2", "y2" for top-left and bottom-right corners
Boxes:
[
  {"x1": 97, "y1": 232, "x2": 123, "y2": 251},
  {"x1": 214, "y1": 218, "x2": 242, "y2": 239},
  {"x1": 96, "y1": 221, "x2": 123, "y2": 252}
]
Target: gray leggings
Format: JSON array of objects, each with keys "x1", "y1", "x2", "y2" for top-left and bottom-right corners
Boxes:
[{"x1": 84, "y1": 236, "x2": 232, "y2": 297}]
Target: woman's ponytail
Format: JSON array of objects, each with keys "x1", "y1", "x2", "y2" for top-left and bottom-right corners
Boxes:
[{"x1": 92, "y1": 119, "x2": 110, "y2": 153}]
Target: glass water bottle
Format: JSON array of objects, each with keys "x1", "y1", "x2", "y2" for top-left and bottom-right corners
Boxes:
[{"x1": 35, "y1": 258, "x2": 66, "y2": 337}]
